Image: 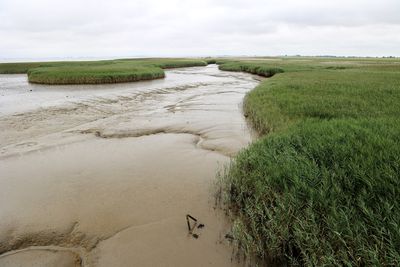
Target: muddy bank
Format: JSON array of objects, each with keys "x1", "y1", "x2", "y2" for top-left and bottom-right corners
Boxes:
[{"x1": 0, "y1": 65, "x2": 259, "y2": 266}]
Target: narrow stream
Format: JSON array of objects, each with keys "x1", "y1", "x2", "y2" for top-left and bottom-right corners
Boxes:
[{"x1": 0, "y1": 65, "x2": 259, "y2": 266}]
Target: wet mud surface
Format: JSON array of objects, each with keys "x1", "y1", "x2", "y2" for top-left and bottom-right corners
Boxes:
[{"x1": 0, "y1": 65, "x2": 259, "y2": 266}]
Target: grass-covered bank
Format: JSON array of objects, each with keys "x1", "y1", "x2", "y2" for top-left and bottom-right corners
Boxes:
[
  {"x1": 217, "y1": 57, "x2": 400, "y2": 265},
  {"x1": 0, "y1": 58, "x2": 207, "y2": 84},
  {"x1": 219, "y1": 62, "x2": 284, "y2": 77}
]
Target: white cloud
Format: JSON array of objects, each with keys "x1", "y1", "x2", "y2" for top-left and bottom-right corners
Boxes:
[{"x1": 0, "y1": 0, "x2": 399, "y2": 59}]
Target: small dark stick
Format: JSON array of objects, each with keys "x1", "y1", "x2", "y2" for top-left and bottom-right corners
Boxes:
[
  {"x1": 187, "y1": 214, "x2": 197, "y2": 222},
  {"x1": 186, "y1": 217, "x2": 191, "y2": 232},
  {"x1": 186, "y1": 214, "x2": 198, "y2": 233}
]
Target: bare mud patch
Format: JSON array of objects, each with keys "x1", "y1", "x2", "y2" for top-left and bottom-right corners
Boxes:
[{"x1": 0, "y1": 65, "x2": 259, "y2": 266}]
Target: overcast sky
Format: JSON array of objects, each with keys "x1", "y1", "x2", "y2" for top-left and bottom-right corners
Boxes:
[{"x1": 1, "y1": 0, "x2": 400, "y2": 59}]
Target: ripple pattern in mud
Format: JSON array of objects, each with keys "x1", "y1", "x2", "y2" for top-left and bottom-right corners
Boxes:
[{"x1": 0, "y1": 65, "x2": 259, "y2": 266}]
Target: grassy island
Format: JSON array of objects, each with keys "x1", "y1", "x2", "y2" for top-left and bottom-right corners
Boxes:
[
  {"x1": 217, "y1": 57, "x2": 400, "y2": 266},
  {"x1": 0, "y1": 58, "x2": 207, "y2": 84}
]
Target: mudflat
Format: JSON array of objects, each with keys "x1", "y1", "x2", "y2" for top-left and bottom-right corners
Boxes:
[{"x1": 0, "y1": 65, "x2": 259, "y2": 266}]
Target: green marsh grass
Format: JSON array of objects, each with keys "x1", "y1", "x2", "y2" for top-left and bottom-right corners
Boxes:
[
  {"x1": 218, "y1": 57, "x2": 400, "y2": 266},
  {"x1": 219, "y1": 62, "x2": 284, "y2": 77},
  {"x1": 0, "y1": 58, "x2": 207, "y2": 84}
]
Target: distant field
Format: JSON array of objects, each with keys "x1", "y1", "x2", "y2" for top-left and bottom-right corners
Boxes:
[
  {"x1": 0, "y1": 58, "x2": 207, "y2": 84},
  {"x1": 217, "y1": 57, "x2": 400, "y2": 266}
]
